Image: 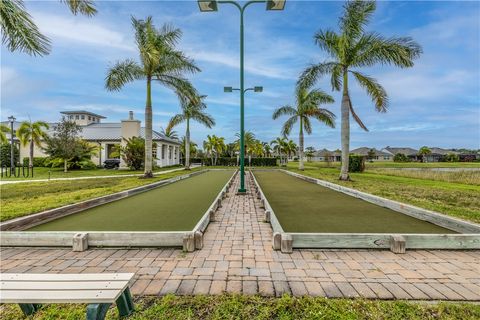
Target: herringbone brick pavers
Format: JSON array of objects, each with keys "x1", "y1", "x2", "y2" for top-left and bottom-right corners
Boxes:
[{"x1": 1, "y1": 172, "x2": 479, "y2": 300}]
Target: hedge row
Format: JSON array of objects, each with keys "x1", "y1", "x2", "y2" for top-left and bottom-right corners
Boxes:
[{"x1": 188, "y1": 157, "x2": 277, "y2": 167}]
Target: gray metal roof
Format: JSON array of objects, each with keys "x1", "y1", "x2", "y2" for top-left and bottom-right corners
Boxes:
[
  {"x1": 60, "y1": 111, "x2": 106, "y2": 119},
  {"x1": 384, "y1": 147, "x2": 419, "y2": 156},
  {"x1": 0, "y1": 121, "x2": 179, "y2": 145},
  {"x1": 350, "y1": 147, "x2": 392, "y2": 156}
]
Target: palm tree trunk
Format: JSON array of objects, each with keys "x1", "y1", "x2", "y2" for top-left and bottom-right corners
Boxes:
[
  {"x1": 185, "y1": 118, "x2": 190, "y2": 170},
  {"x1": 340, "y1": 71, "x2": 350, "y2": 181},
  {"x1": 144, "y1": 76, "x2": 153, "y2": 178},
  {"x1": 299, "y1": 119, "x2": 304, "y2": 170},
  {"x1": 64, "y1": 159, "x2": 68, "y2": 173},
  {"x1": 29, "y1": 139, "x2": 34, "y2": 168}
]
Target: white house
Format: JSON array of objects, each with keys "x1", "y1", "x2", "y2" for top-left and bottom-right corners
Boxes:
[{"x1": 3, "y1": 110, "x2": 181, "y2": 168}]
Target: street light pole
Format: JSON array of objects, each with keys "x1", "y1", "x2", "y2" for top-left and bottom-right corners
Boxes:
[
  {"x1": 7, "y1": 115, "x2": 16, "y2": 174},
  {"x1": 198, "y1": 0, "x2": 285, "y2": 193}
]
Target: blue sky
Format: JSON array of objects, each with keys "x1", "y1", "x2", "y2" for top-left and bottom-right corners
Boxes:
[{"x1": 1, "y1": 0, "x2": 479, "y2": 149}]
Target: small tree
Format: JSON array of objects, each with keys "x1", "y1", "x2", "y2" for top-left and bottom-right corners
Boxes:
[
  {"x1": 418, "y1": 146, "x2": 431, "y2": 163},
  {"x1": 324, "y1": 150, "x2": 332, "y2": 167},
  {"x1": 43, "y1": 118, "x2": 81, "y2": 172},
  {"x1": 445, "y1": 153, "x2": 459, "y2": 162},
  {"x1": 367, "y1": 149, "x2": 376, "y2": 162},
  {"x1": 305, "y1": 147, "x2": 315, "y2": 162},
  {"x1": 0, "y1": 143, "x2": 19, "y2": 166},
  {"x1": 393, "y1": 153, "x2": 409, "y2": 162},
  {"x1": 121, "y1": 137, "x2": 145, "y2": 170},
  {"x1": 17, "y1": 120, "x2": 49, "y2": 168}
]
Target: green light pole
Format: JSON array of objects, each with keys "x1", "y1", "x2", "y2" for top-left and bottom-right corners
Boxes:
[{"x1": 198, "y1": 0, "x2": 286, "y2": 193}]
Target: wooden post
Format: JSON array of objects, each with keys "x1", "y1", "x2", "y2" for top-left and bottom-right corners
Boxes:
[
  {"x1": 273, "y1": 232, "x2": 281, "y2": 250},
  {"x1": 209, "y1": 209, "x2": 216, "y2": 222},
  {"x1": 390, "y1": 235, "x2": 406, "y2": 254},
  {"x1": 72, "y1": 233, "x2": 88, "y2": 252},
  {"x1": 183, "y1": 233, "x2": 195, "y2": 252},
  {"x1": 194, "y1": 231, "x2": 203, "y2": 249},
  {"x1": 281, "y1": 234, "x2": 293, "y2": 253}
]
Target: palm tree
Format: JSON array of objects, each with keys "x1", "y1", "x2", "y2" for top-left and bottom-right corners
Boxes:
[
  {"x1": 298, "y1": 0, "x2": 422, "y2": 180},
  {"x1": 168, "y1": 94, "x2": 215, "y2": 169},
  {"x1": 203, "y1": 135, "x2": 225, "y2": 166},
  {"x1": 285, "y1": 139, "x2": 298, "y2": 163},
  {"x1": 160, "y1": 127, "x2": 178, "y2": 140},
  {"x1": 0, "y1": 124, "x2": 11, "y2": 144},
  {"x1": 271, "y1": 137, "x2": 287, "y2": 166},
  {"x1": 1, "y1": 0, "x2": 96, "y2": 56},
  {"x1": 180, "y1": 136, "x2": 198, "y2": 159},
  {"x1": 305, "y1": 146, "x2": 315, "y2": 161},
  {"x1": 106, "y1": 16, "x2": 200, "y2": 178},
  {"x1": 418, "y1": 146, "x2": 431, "y2": 163},
  {"x1": 17, "y1": 120, "x2": 49, "y2": 168},
  {"x1": 272, "y1": 85, "x2": 335, "y2": 170},
  {"x1": 263, "y1": 142, "x2": 272, "y2": 157}
]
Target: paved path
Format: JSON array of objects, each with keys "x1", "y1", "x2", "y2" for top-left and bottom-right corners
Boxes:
[
  {"x1": 1, "y1": 173, "x2": 479, "y2": 300},
  {"x1": 0, "y1": 166, "x2": 190, "y2": 185}
]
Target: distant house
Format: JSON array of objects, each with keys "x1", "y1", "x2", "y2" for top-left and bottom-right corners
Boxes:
[
  {"x1": 311, "y1": 149, "x2": 342, "y2": 162},
  {"x1": 383, "y1": 147, "x2": 420, "y2": 161},
  {"x1": 350, "y1": 147, "x2": 393, "y2": 161},
  {"x1": 2, "y1": 111, "x2": 181, "y2": 168}
]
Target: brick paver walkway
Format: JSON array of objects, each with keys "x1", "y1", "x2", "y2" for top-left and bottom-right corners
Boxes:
[{"x1": 1, "y1": 172, "x2": 479, "y2": 300}]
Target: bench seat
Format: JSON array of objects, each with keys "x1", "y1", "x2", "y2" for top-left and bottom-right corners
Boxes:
[{"x1": 0, "y1": 273, "x2": 135, "y2": 319}]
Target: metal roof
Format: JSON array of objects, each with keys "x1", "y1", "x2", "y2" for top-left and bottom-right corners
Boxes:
[{"x1": 60, "y1": 111, "x2": 106, "y2": 119}]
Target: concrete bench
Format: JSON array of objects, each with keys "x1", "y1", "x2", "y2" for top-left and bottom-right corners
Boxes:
[{"x1": 0, "y1": 273, "x2": 135, "y2": 319}]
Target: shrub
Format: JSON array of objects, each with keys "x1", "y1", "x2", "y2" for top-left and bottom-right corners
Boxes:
[
  {"x1": 250, "y1": 158, "x2": 277, "y2": 166},
  {"x1": 393, "y1": 153, "x2": 409, "y2": 162},
  {"x1": 0, "y1": 143, "x2": 19, "y2": 166},
  {"x1": 23, "y1": 157, "x2": 47, "y2": 167},
  {"x1": 445, "y1": 153, "x2": 459, "y2": 162},
  {"x1": 121, "y1": 137, "x2": 145, "y2": 170},
  {"x1": 198, "y1": 157, "x2": 277, "y2": 167},
  {"x1": 349, "y1": 155, "x2": 365, "y2": 173}
]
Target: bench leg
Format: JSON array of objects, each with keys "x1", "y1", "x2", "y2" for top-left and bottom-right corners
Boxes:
[
  {"x1": 19, "y1": 303, "x2": 42, "y2": 316},
  {"x1": 116, "y1": 287, "x2": 135, "y2": 317},
  {"x1": 86, "y1": 303, "x2": 111, "y2": 320}
]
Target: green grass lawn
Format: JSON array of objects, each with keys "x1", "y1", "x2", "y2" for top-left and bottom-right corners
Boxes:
[
  {"x1": 254, "y1": 170, "x2": 453, "y2": 233},
  {"x1": 285, "y1": 162, "x2": 480, "y2": 224},
  {"x1": 0, "y1": 295, "x2": 478, "y2": 320},
  {"x1": 0, "y1": 165, "x2": 182, "y2": 181},
  {"x1": 28, "y1": 170, "x2": 233, "y2": 231},
  {"x1": 303, "y1": 161, "x2": 480, "y2": 169},
  {"x1": 0, "y1": 168, "x2": 202, "y2": 222}
]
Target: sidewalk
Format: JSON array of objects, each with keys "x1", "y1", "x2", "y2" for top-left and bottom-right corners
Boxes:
[
  {"x1": 1, "y1": 172, "x2": 479, "y2": 300},
  {"x1": 0, "y1": 166, "x2": 190, "y2": 185}
]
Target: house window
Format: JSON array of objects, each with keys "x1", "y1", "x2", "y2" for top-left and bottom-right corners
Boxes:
[
  {"x1": 174, "y1": 147, "x2": 177, "y2": 160},
  {"x1": 75, "y1": 115, "x2": 79, "y2": 120},
  {"x1": 69, "y1": 115, "x2": 73, "y2": 120},
  {"x1": 169, "y1": 146, "x2": 172, "y2": 159},
  {"x1": 88, "y1": 116, "x2": 91, "y2": 121},
  {"x1": 161, "y1": 145, "x2": 165, "y2": 159},
  {"x1": 107, "y1": 144, "x2": 120, "y2": 159},
  {"x1": 152, "y1": 145, "x2": 157, "y2": 159},
  {"x1": 81, "y1": 115, "x2": 85, "y2": 120}
]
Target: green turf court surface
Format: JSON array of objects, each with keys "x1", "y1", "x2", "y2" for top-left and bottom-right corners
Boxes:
[
  {"x1": 254, "y1": 170, "x2": 455, "y2": 234},
  {"x1": 28, "y1": 170, "x2": 233, "y2": 232}
]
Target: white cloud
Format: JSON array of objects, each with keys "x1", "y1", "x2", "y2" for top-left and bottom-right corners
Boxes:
[{"x1": 32, "y1": 12, "x2": 134, "y2": 52}]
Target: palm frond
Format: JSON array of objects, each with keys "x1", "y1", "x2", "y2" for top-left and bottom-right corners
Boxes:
[
  {"x1": 297, "y1": 62, "x2": 341, "y2": 92},
  {"x1": 304, "y1": 89, "x2": 335, "y2": 107},
  {"x1": 339, "y1": 0, "x2": 376, "y2": 42},
  {"x1": 303, "y1": 116, "x2": 312, "y2": 135},
  {"x1": 191, "y1": 111, "x2": 215, "y2": 129},
  {"x1": 350, "y1": 70, "x2": 388, "y2": 112},
  {"x1": 314, "y1": 29, "x2": 341, "y2": 59},
  {"x1": 281, "y1": 116, "x2": 298, "y2": 137},
  {"x1": 272, "y1": 105, "x2": 296, "y2": 119},
  {"x1": 61, "y1": 0, "x2": 97, "y2": 17},
  {"x1": 105, "y1": 59, "x2": 144, "y2": 91},
  {"x1": 309, "y1": 108, "x2": 336, "y2": 128},
  {"x1": 155, "y1": 74, "x2": 197, "y2": 98},
  {"x1": 0, "y1": 0, "x2": 51, "y2": 56},
  {"x1": 167, "y1": 114, "x2": 186, "y2": 131},
  {"x1": 352, "y1": 33, "x2": 422, "y2": 68},
  {"x1": 346, "y1": 94, "x2": 369, "y2": 131}
]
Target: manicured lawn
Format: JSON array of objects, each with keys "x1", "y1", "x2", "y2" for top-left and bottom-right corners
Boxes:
[
  {"x1": 28, "y1": 170, "x2": 233, "y2": 231},
  {"x1": 0, "y1": 165, "x2": 182, "y2": 181},
  {"x1": 286, "y1": 162, "x2": 480, "y2": 224},
  {"x1": 0, "y1": 168, "x2": 201, "y2": 222},
  {"x1": 301, "y1": 161, "x2": 480, "y2": 169},
  {"x1": 254, "y1": 170, "x2": 453, "y2": 233},
  {"x1": 0, "y1": 295, "x2": 478, "y2": 320}
]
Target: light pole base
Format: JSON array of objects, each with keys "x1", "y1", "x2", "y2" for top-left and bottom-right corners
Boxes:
[{"x1": 237, "y1": 188, "x2": 247, "y2": 195}]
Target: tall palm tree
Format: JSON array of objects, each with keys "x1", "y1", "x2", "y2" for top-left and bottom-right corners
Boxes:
[
  {"x1": 203, "y1": 135, "x2": 215, "y2": 165},
  {"x1": 298, "y1": 0, "x2": 422, "y2": 180},
  {"x1": 272, "y1": 85, "x2": 335, "y2": 170},
  {"x1": 168, "y1": 94, "x2": 215, "y2": 169},
  {"x1": 203, "y1": 134, "x2": 225, "y2": 166},
  {"x1": 0, "y1": 124, "x2": 11, "y2": 144},
  {"x1": 160, "y1": 127, "x2": 178, "y2": 140},
  {"x1": 1, "y1": 0, "x2": 96, "y2": 56},
  {"x1": 284, "y1": 139, "x2": 298, "y2": 163},
  {"x1": 180, "y1": 136, "x2": 198, "y2": 159},
  {"x1": 418, "y1": 146, "x2": 431, "y2": 163},
  {"x1": 106, "y1": 16, "x2": 200, "y2": 178},
  {"x1": 263, "y1": 142, "x2": 272, "y2": 157},
  {"x1": 17, "y1": 120, "x2": 49, "y2": 168}
]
